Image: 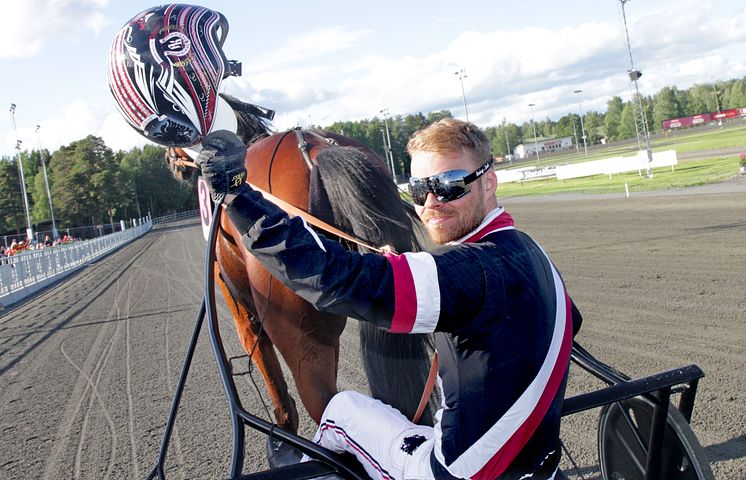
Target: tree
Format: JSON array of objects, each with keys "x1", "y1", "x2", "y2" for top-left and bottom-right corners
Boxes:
[
  {"x1": 584, "y1": 111, "x2": 603, "y2": 145},
  {"x1": 0, "y1": 157, "x2": 23, "y2": 234},
  {"x1": 30, "y1": 149, "x2": 53, "y2": 224},
  {"x1": 652, "y1": 86, "x2": 682, "y2": 132},
  {"x1": 723, "y1": 78, "x2": 746, "y2": 109},
  {"x1": 684, "y1": 84, "x2": 711, "y2": 116},
  {"x1": 618, "y1": 102, "x2": 636, "y2": 140},
  {"x1": 50, "y1": 136, "x2": 123, "y2": 228},
  {"x1": 604, "y1": 96, "x2": 624, "y2": 141},
  {"x1": 119, "y1": 144, "x2": 196, "y2": 218}
]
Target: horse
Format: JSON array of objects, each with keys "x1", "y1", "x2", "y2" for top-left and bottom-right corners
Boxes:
[{"x1": 166, "y1": 94, "x2": 435, "y2": 436}]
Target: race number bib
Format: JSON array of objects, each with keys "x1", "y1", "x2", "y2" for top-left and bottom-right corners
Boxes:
[{"x1": 197, "y1": 177, "x2": 213, "y2": 242}]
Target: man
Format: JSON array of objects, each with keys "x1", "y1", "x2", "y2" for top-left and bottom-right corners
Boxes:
[{"x1": 197, "y1": 119, "x2": 581, "y2": 480}]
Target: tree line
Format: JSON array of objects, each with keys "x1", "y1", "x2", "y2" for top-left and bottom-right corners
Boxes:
[
  {"x1": 0, "y1": 136, "x2": 196, "y2": 238},
  {"x1": 322, "y1": 76, "x2": 746, "y2": 177},
  {"x1": 2, "y1": 76, "x2": 744, "y2": 236}
]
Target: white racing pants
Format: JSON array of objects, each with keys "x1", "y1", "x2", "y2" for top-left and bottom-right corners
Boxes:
[{"x1": 311, "y1": 390, "x2": 436, "y2": 480}]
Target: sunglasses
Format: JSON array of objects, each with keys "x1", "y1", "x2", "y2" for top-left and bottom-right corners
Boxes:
[{"x1": 408, "y1": 158, "x2": 493, "y2": 206}]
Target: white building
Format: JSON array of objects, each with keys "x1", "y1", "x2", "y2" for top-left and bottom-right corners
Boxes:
[{"x1": 514, "y1": 136, "x2": 574, "y2": 159}]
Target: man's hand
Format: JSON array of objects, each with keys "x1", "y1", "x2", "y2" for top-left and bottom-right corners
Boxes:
[{"x1": 195, "y1": 130, "x2": 248, "y2": 204}]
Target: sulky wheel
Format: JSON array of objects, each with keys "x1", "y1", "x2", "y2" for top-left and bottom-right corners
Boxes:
[{"x1": 598, "y1": 396, "x2": 714, "y2": 480}]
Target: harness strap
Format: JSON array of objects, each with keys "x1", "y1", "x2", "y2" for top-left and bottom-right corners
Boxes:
[
  {"x1": 294, "y1": 129, "x2": 316, "y2": 171},
  {"x1": 412, "y1": 351, "x2": 438, "y2": 424},
  {"x1": 175, "y1": 156, "x2": 396, "y2": 254},
  {"x1": 249, "y1": 183, "x2": 393, "y2": 255}
]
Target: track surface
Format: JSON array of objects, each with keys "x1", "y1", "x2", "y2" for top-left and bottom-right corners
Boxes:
[{"x1": 1, "y1": 178, "x2": 744, "y2": 479}]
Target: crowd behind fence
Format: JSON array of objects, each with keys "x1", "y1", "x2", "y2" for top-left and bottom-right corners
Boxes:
[{"x1": 0, "y1": 217, "x2": 153, "y2": 308}]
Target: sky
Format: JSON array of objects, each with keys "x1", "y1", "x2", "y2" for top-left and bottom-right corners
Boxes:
[{"x1": 2, "y1": 0, "x2": 746, "y2": 158}]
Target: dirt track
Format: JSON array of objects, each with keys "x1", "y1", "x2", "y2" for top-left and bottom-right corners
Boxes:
[{"x1": 1, "y1": 178, "x2": 744, "y2": 479}]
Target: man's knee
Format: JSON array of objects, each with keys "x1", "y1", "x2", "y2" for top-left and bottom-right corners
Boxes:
[{"x1": 324, "y1": 390, "x2": 370, "y2": 418}]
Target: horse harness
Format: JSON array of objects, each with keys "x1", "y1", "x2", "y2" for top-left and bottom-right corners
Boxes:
[{"x1": 176, "y1": 129, "x2": 438, "y2": 423}]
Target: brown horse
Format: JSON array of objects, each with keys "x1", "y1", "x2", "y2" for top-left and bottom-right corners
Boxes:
[{"x1": 167, "y1": 95, "x2": 434, "y2": 435}]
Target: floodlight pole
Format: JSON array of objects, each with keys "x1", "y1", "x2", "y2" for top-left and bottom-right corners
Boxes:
[
  {"x1": 620, "y1": 0, "x2": 653, "y2": 178},
  {"x1": 573, "y1": 90, "x2": 589, "y2": 157},
  {"x1": 454, "y1": 69, "x2": 470, "y2": 122},
  {"x1": 528, "y1": 103, "x2": 540, "y2": 161},
  {"x1": 36, "y1": 125, "x2": 59, "y2": 239},
  {"x1": 504, "y1": 127, "x2": 512, "y2": 165},
  {"x1": 9, "y1": 103, "x2": 34, "y2": 241},
  {"x1": 379, "y1": 108, "x2": 396, "y2": 179}
]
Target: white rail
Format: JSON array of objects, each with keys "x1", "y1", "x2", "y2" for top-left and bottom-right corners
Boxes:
[{"x1": 0, "y1": 220, "x2": 153, "y2": 308}]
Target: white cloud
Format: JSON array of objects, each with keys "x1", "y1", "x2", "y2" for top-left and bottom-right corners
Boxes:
[
  {"x1": 238, "y1": 1, "x2": 746, "y2": 132},
  {"x1": 99, "y1": 113, "x2": 149, "y2": 153},
  {"x1": 248, "y1": 26, "x2": 373, "y2": 72},
  {"x1": 2, "y1": 100, "x2": 133, "y2": 157},
  {"x1": 5, "y1": 1, "x2": 746, "y2": 158},
  {"x1": 0, "y1": 0, "x2": 112, "y2": 59}
]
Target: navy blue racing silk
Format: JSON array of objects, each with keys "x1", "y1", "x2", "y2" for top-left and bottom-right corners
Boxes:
[{"x1": 225, "y1": 188, "x2": 582, "y2": 480}]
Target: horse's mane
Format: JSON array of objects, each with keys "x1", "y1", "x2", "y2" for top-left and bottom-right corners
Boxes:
[
  {"x1": 315, "y1": 146, "x2": 421, "y2": 253},
  {"x1": 315, "y1": 146, "x2": 436, "y2": 425}
]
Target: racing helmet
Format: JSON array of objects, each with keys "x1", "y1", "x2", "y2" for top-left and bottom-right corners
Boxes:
[{"x1": 107, "y1": 4, "x2": 241, "y2": 148}]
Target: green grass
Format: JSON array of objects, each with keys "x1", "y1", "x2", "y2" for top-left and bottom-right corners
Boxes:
[
  {"x1": 496, "y1": 156, "x2": 740, "y2": 198},
  {"x1": 655, "y1": 125, "x2": 746, "y2": 153},
  {"x1": 497, "y1": 124, "x2": 746, "y2": 170}
]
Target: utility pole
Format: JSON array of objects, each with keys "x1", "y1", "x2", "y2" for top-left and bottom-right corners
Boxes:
[
  {"x1": 504, "y1": 127, "x2": 512, "y2": 165},
  {"x1": 454, "y1": 69, "x2": 470, "y2": 122},
  {"x1": 572, "y1": 121, "x2": 580, "y2": 153},
  {"x1": 528, "y1": 103, "x2": 540, "y2": 161},
  {"x1": 35, "y1": 125, "x2": 59, "y2": 239},
  {"x1": 620, "y1": 0, "x2": 653, "y2": 178},
  {"x1": 9, "y1": 103, "x2": 34, "y2": 241},
  {"x1": 573, "y1": 90, "x2": 589, "y2": 157}
]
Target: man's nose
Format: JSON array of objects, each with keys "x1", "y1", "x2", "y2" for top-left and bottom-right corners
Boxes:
[{"x1": 423, "y1": 192, "x2": 443, "y2": 208}]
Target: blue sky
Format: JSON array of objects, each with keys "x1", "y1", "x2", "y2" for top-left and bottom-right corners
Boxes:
[{"x1": 2, "y1": 0, "x2": 745, "y2": 157}]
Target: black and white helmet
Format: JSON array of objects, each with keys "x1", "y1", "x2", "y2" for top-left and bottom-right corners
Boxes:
[{"x1": 107, "y1": 4, "x2": 240, "y2": 148}]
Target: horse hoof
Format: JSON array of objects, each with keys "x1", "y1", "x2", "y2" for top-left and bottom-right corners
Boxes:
[{"x1": 266, "y1": 436, "x2": 304, "y2": 468}]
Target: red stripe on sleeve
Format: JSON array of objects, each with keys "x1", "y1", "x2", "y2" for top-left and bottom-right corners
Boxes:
[{"x1": 384, "y1": 253, "x2": 417, "y2": 333}]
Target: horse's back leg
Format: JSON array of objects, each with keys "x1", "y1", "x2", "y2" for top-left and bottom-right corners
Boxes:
[{"x1": 215, "y1": 237, "x2": 299, "y2": 432}]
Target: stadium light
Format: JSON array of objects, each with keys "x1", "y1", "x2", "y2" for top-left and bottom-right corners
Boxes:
[
  {"x1": 35, "y1": 125, "x2": 59, "y2": 239},
  {"x1": 454, "y1": 69, "x2": 469, "y2": 122},
  {"x1": 9, "y1": 103, "x2": 34, "y2": 241},
  {"x1": 528, "y1": 103, "x2": 540, "y2": 161},
  {"x1": 573, "y1": 90, "x2": 589, "y2": 157},
  {"x1": 379, "y1": 108, "x2": 396, "y2": 178},
  {"x1": 620, "y1": 0, "x2": 653, "y2": 178}
]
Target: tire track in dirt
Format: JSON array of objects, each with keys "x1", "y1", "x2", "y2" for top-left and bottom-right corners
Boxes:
[
  {"x1": 34, "y1": 234, "x2": 163, "y2": 479},
  {"x1": 139, "y1": 224, "x2": 205, "y2": 477},
  {"x1": 59, "y1": 334, "x2": 118, "y2": 480}
]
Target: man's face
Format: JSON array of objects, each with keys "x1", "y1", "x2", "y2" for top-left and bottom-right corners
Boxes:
[{"x1": 410, "y1": 150, "x2": 494, "y2": 244}]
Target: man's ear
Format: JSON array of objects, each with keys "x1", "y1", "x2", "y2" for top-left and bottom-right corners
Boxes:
[{"x1": 484, "y1": 169, "x2": 498, "y2": 194}]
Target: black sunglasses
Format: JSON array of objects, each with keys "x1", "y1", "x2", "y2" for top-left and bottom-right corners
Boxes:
[{"x1": 408, "y1": 158, "x2": 493, "y2": 206}]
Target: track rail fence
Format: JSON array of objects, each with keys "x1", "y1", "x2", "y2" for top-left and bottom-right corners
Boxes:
[
  {"x1": 0, "y1": 218, "x2": 153, "y2": 308},
  {"x1": 152, "y1": 209, "x2": 199, "y2": 225}
]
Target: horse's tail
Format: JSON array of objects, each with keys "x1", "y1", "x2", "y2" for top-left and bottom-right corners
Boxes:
[{"x1": 315, "y1": 146, "x2": 436, "y2": 425}]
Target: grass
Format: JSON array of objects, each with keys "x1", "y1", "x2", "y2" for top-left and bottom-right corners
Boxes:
[
  {"x1": 655, "y1": 125, "x2": 746, "y2": 153},
  {"x1": 495, "y1": 156, "x2": 740, "y2": 198},
  {"x1": 497, "y1": 124, "x2": 746, "y2": 170}
]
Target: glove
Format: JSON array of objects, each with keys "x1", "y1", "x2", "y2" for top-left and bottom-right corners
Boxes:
[{"x1": 195, "y1": 130, "x2": 248, "y2": 204}]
